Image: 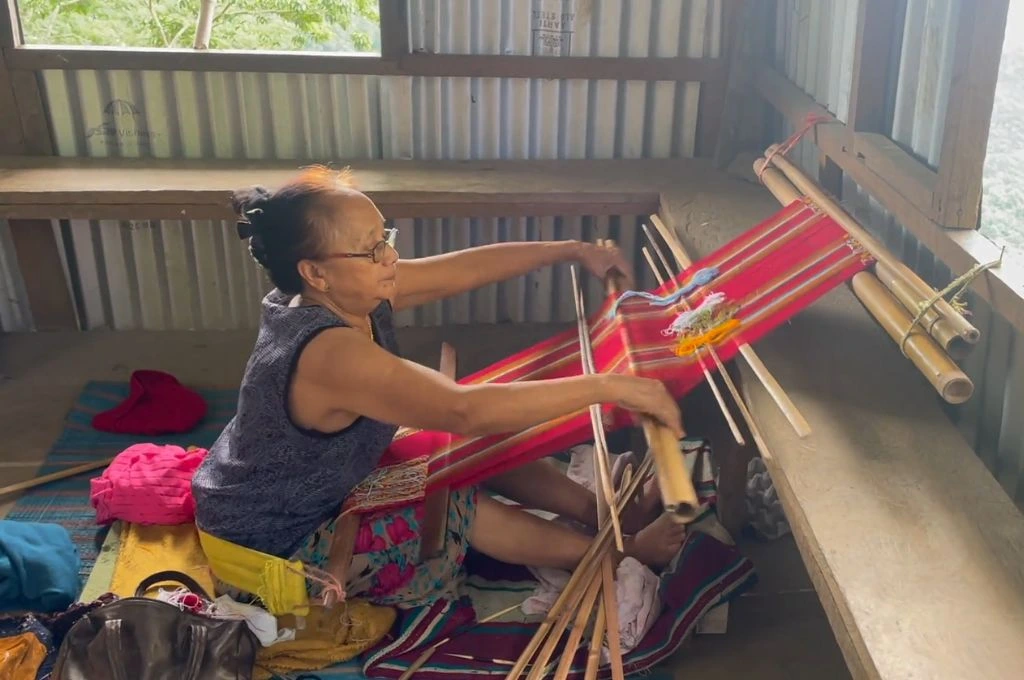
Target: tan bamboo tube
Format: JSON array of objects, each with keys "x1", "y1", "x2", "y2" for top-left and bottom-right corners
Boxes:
[
  {"x1": 873, "y1": 260, "x2": 971, "y2": 359},
  {"x1": 849, "y1": 273, "x2": 974, "y2": 403},
  {"x1": 553, "y1": 576, "x2": 603, "y2": 679},
  {"x1": 763, "y1": 145, "x2": 980, "y2": 346},
  {"x1": 754, "y1": 157, "x2": 974, "y2": 404},
  {"x1": 600, "y1": 239, "x2": 699, "y2": 521},
  {"x1": 754, "y1": 158, "x2": 971, "y2": 360}
]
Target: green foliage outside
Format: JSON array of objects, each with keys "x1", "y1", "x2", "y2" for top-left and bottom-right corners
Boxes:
[{"x1": 18, "y1": 0, "x2": 381, "y2": 52}]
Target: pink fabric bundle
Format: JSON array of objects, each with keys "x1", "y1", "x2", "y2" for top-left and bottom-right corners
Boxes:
[{"x1": 90, "y1": 444, "x2": 209, "y2": 525}]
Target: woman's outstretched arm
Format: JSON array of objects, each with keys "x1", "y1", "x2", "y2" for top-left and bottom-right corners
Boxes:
[
  {"x1": 392, "y1": 240, "x2": 633, "y2": 311},
  {"x1": 292, "y1": 326, "x2": 682, "y2": 438}
]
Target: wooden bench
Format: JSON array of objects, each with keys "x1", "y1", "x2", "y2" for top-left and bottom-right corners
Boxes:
[{"x1": 3, "y1": 155, "x2": 1024, "y2": 679}]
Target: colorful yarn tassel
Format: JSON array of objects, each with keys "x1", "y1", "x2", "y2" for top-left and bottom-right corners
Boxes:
[
  {"x1": 661, "y1": 292, "x2": 727, "y2": 337},
  {"x1": 608, "y1": 267, "x2": 719, "y2": 318}
]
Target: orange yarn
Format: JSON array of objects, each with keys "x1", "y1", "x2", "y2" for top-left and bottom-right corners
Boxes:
[{"x1": 673, "y1": 319, "x2": 742, "y2": 357}]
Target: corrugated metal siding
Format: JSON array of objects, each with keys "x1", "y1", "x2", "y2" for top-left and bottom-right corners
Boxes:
[
  {"x1": 0, "y1": 0, "x2": 720, "y2": 331},
  {"x1": 772, "y1": 0, "x2": 858, "y2": 124},
  {"x1": 772, "y1": 0, "x2": 1024, "y2": 509},
  {"x1": 890, "y1": 0, "x2": 960, "y2": 167},
  {"x1": 63, "y1": 213, "x2": 657, "y2": 331}
]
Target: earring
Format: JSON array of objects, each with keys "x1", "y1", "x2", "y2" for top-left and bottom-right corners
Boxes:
[{"x1": 323, "y1": 284, "x2": 331, "y2": 292}]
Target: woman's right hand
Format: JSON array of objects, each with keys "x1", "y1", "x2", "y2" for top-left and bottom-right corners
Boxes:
[{"x1": 608, "y1": 375, "x2": 685, "y2": 438}]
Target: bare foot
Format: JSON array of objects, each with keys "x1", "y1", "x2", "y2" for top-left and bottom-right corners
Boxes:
[
  {"x1": 619, "y1": 473, "x2": 663, "y2": 534},
  {"x1": 625, "y1": 513, "x2": 686, "y2": 569}
]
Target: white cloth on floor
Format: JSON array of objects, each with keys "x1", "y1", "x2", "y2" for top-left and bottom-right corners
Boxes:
[
  {"x1": 155, "y1": 587, "x2": 296, "y2": 646},
  {"x1": 210, "y1": 594, "x2": 296, "y2": 646},
  {"x1": 521, "y1": 446, "x2": 663, "y2": 654}
]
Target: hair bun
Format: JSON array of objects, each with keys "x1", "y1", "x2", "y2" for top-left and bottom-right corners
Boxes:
[{"x1": 230, "y1": 185, "x2": 271, "y2": 213}]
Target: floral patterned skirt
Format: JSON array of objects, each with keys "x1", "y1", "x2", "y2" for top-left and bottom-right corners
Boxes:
[{"x1": 294, "y1": 485, "x2": 478, "y2": 609}]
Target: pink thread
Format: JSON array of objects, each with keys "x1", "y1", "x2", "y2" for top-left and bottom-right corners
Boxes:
[
  {"x1": 287, "y1": 564, "x2": 347, "y2": 607},
  {"x1": 757, "y1": 113, "x2": 833, "y2": 183}
]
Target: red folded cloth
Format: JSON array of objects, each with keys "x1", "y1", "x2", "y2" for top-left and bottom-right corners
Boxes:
[{"x1": 91, "y1": 370, "x2": 207, "y2": 435}]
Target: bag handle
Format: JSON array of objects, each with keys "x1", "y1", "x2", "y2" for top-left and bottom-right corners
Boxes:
[{"x1": 134, "y1": 570, "x2": 214, "y2": 601}]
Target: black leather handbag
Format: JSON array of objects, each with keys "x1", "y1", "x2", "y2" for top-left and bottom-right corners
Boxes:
[{"x1": 51, "y1": 570, "x2": 258, "y2": 680}]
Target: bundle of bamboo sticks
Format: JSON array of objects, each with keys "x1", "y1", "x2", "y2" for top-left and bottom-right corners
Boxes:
[{"x1": 754, "y1": 147, "x2": 976, "y2": 404}]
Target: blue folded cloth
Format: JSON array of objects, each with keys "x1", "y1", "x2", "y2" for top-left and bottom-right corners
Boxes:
[{"x1": 0, "y1": 520, "x2": 82, "y2": 613}]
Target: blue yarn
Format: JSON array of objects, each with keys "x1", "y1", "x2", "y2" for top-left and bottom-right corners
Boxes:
[{"x1": 608, "y1": 266, "x2": 719, "y2": 317}]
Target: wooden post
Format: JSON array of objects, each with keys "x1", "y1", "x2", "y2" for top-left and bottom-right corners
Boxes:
[
  {"x1": 847, "y1": 0, "x2": 905, "y2": 133},
  {"x1": 931, "y1": 0, "x2": 1011, "y2": 229},
  {"x1": 379, "y1": 0, "x2": 410, "y2": 60},
  {"x1": 1, "y1": 2, "x2": 75, "y2": 330},
  {"x1": 418, "y1": 342, "x2": 456, "y2": 562},
  {"x1": 698, "y1": 0, "x2": 744, "y2": 158},
  {"x1": 8, "y1": 219, "x2": 79, "y2": 330}
]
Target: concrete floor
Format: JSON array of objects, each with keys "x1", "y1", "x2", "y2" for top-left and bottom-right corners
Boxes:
[{"x1": 0, "y1": 326, "x2": 851, "y2": 679}]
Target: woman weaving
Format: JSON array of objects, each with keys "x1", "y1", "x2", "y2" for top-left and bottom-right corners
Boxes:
[{"x1": 191, "y1": 167, "x2": 686, "y2": 610}]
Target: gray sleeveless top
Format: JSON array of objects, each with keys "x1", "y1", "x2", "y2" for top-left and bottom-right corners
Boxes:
[{"x1": 191, "y1": 289, "x2": 400, "y2": 558}]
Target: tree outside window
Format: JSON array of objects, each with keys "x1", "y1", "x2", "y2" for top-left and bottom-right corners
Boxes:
[{"x1": 17, "y1": 0, "x2": 381, "y2": 53}]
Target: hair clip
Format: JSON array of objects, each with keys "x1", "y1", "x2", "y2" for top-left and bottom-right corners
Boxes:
[{"x1": 235, "y1": 207, "x2": 264, "y2": 240}]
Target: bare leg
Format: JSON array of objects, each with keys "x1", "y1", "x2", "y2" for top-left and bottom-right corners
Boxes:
[
  {"x1": 485, "y1": 459, "x2": 597, "y2": 526},
  {"x1": 484, "y1": 458, "x2": 661, "y2": 533},
  {"x1": 468, "y1": 494, "x2": 685, "y2": 571}
]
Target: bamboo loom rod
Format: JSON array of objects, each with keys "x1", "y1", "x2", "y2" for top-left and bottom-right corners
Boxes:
[
  {"x1": 418, "y1": 343, "x2": 457, "y2": 561},
  {"x1": 507, "y1": 455, "x2": 656, "y2": 679},
  {"x1": 571, "y1": 265, "x2": 623, "y2": 553},
  {"x1": 763, "y1": 144, "x2": 980, "y2": 345},
  {"x1": 647, "y1": 214, "x2": 812, "y2": 439},
  {"x1": 641, "y1": 236, "x2": 755, "y2": 446},
  {"x1": 641, "y1": 247, "x2": 774, "y2": 463},
  {"x1": 528, "y1": 264, "x2": 624, "y2": 680},
  {"x1": 602, "y1": 239, "x2": 699, "y2": 521},
  {"x1": 631, "y1": 238, "x2": 745, "y2": 445},
  {"x1": 752, "y1": 158, "x2": 970, "y2": 359},
  {"x1": 0, "y1": 457, "x2": 115, "y2": 500},
  {"x1": 752, "y1": 159, "x2": 974, "y2": 404}
]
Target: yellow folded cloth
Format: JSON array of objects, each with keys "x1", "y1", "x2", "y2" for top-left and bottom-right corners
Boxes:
[
  {"x1": 110, "y1": 523, "x2": 216, "y2": 597},
  {"x1": 254, "y1": 601, "x2": 396, "y2": 680}
]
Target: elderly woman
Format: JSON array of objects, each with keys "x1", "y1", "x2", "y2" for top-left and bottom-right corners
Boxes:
[{"x1": 192, "y1": 167, "x2": 686, "y2": 609}]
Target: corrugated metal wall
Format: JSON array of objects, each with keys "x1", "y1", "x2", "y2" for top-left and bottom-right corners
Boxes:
[
  {"x1": 772, "y1": 0, "x2": 1024, "y2": 510},
  {"x1": 0, "y1": 0, "x2": 721, "y2": 332}
]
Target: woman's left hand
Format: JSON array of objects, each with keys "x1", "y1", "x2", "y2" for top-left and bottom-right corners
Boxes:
[{"x1": 576, "y1": 241, "x2": 635, "y2": 288}]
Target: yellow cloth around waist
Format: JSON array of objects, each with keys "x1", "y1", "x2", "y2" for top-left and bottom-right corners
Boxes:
[{"x1": 197, "y1": 528, "x2": 311, "y2": 617}]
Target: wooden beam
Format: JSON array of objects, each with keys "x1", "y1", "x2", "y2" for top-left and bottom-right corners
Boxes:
[
  {"x1": 395, "y1": 53, "x2": 726, "y2": 82},
  {"x1": 754, "y1": 62, "x2": 937, "y2": 218},
  {"x1": 7, "y1": 219, "x2": 78, "y2": 331},
  {"x1": 379, "y1": 0, "x2": 410, "y2": 60},
  {"x1": 932, "y1": 0, "x2": 1011, "y2": 229},
  {"x1": 0, "y1": 51, "x2": 25, "y2": 154},
  {"x1": 0, "y1": 0, "x2": 20, "y2": 48},
  {"x1": 847, "y1": 0, "x2": 902, "y2": 132},
  {"x1": 9, "y1": 68, "x2": 52, "y2": 154},
  {"x1": 697, "y1": 0, "x2": 744, "y2": 158},
  {"x1": 3, "y1": 45, "x2": 727, "y2": 82}
]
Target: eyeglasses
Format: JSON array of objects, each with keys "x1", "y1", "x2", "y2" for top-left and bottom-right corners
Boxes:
[{"x1": 323, "y1": 228, "x2": 398, "y2": 264}]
